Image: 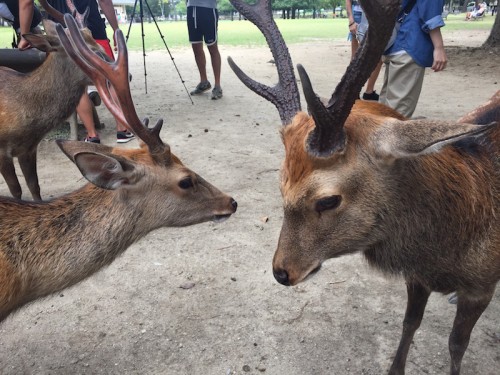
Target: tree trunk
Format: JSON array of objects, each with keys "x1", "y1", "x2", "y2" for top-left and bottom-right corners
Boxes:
[{"x1": 483, "y1": 11, "x2": 500, "y2": 48}]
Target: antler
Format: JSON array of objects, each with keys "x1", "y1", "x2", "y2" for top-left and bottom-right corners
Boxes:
[
  {"x1": 228, "y1": 0, "x2": 301, "y2": 125},
  {"x1": 303, "y1": 0, "x2": 400, "y2": 156},
  {"x1": 65, "y1": 0, "x2": 89, "y2": 28},
  {"x1": 229, "y1": 0, "x2": 401, "y2": 157},
  {"x1": 56, "y1": 14, "x2": 169, "y2": 159},
  {"x1": 38, "y1": 0, "x2": 87, "y2": 27}
]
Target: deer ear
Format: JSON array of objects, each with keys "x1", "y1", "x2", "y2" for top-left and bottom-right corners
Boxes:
[
  {"x1": 56, "y1": 139, "x2": 114, "y2": 162},
  {"x1": 73, "y1": 152, "x2": 142, "y2": 190},
  {"x1": 374, "y1": 120, "x2": 496, "y2": 158},
  {"x1": 22, "y1": 34, "x2": 59, "y2": 52}
]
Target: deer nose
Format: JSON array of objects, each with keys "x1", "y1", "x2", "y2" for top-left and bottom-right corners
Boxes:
[
  {"x1": 230, "y1": 198, "x2": 238, "y2": 212},
  {"x1": 273, "y1": 268, "x2": 291, "y2": 286}
]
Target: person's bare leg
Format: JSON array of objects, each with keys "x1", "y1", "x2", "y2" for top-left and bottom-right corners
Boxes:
[
  {"x1": 207, "y1": 42, "x2": 221, "y2": 88},
  {"x1": 77, "y1": 92, "x2": 98, "y2": 139},
  {"x1": 350, "y1": 38, "x2": 359, "y2": 61},
  {"x1": 192, "y1": 42, "x2": 208, "y2": 83},
  {"x1": 365, "y1": 60, "x2": 382, "y2": 95},
  {"x1": 116, "y1": 120, "x2": 128, "y2": 133}
]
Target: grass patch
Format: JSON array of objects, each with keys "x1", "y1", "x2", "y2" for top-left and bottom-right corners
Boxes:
[{"x1": 0, "y1": 13, "x2": 494, "y2": 51}]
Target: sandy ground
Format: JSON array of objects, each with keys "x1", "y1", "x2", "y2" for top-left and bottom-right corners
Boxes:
[{"x1": 0, "y1": 28, "x2": 499, "y2": 374}]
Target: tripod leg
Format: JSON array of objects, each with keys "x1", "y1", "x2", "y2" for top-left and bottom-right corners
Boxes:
[
  {"x1": 125, "y1": 0, "x2": 139, "y2": 42},
  {"x1": 139, "y1": 0, "x2": 148, "y2": 93}
]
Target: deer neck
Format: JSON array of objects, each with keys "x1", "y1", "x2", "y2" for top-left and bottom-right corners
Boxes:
[
  {"x1": 25, "y1": 52, "x2": 88, "y2": 122},
  {"x1": 1, "y1": 184, "x2": 152, "y2": 306}
]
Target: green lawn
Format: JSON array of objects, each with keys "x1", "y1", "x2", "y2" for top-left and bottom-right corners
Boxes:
[{"x1": 0, "y1": 13, "x2": 494, "y2": 50}]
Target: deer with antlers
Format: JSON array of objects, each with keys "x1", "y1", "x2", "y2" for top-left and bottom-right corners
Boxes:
[
  {"x1": 228, "y1": 0, "x2": 499, "y2": 374},
  {"x1": 0, "y1": 14, "x2": 237, "y2": 323},
  {"x1": 0, "y1": 8, "x2": 110, "y2": 201}
]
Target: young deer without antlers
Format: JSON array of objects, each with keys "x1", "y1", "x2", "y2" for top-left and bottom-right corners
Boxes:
[
  {"x1": 0, "y1": 17, "x2": 107, "y2": 201},
  {"x1": 0, "y1": 14, "x2": 237, "y2": 323},
  {"x1": 229, "y1": 0, "x2": 499, "y2": 374}
]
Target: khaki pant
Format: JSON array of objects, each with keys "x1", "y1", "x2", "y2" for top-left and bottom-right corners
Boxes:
[{"x1": 379, "y1": 52, "x2": 425, "y2": 118}]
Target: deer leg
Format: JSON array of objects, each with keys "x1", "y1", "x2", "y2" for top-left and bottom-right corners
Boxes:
[
  {"x1": 448, "y1": 291, "x2": 493, "y2": 375},
  {"x1": 0, "y1": 155, "x2": 22, "y2": 199},
  {"x1": 389, "y1": 281, "x2": 430, "y2": 375},
  {"x1": 18, "y1": 149, "x2": 41, "y2": 201}
]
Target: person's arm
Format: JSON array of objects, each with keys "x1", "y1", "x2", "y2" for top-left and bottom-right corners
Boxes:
[
  {"x1": 98, "y1": 0, "x2": 119, "y2": 49},
  {"x1": 429, "y1": 27, "x2": 447, "y2": 72},
  {"x1": 345, "y1": 0, "x2": 357, "y2": 36},
  {"x1": 98, "y1": 0, "x2": 119, "y2": 32},
  {"x1": 18, "y1": 0, "x2": 34, "y2": 49}
]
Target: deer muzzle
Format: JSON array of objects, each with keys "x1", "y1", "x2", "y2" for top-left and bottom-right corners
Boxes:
[{"x1": 212, "y1": 198, "x2": 238, "y2": 222}]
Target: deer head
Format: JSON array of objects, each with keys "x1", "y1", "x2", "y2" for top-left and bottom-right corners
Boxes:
[
  {"x1": 228, "y1": 0, "x2": 497, "y2": 285},
  {"x1": 55, "y1": 14, "x2": 237, "y2": 226}
]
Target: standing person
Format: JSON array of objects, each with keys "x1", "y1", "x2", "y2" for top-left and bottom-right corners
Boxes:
[
  {"x1": 17, "y1": 0, "x2": 33, "y2": 49},
  {"x1": 0, "y1": 0, "x2": 41, "y2": 48},
  {"x1": 379, "y1": 0, "x2": 447, "y2": 118},
  {"x1": 187, "y1": 0, "x2": 222, "y2": 100},
  {"x1": 346, "y1": 0, "x2": 381, "y2": 101},
  {"x1": 39, "y1": 0, "x2": 135, "y2": 144}
]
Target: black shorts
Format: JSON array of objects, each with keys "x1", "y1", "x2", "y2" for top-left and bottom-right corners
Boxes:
[{"x1": 187, "y1": 6, "x2": 219, "y2": 46}]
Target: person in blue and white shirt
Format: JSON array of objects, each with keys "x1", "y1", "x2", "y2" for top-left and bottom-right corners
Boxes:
[{"x1": 380, "y1": 0, "x2": 447, "y2": 118}]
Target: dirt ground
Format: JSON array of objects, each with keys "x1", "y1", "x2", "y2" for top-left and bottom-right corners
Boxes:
[{"x1": 0, "y1": 28, "x2": 499, "y2": 375}]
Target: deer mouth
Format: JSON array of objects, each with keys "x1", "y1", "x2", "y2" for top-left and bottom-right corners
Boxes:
[
  {"x1": 303, "y1": 263, "x2": 322, "y2": 282},
  {"x1": 212, "y1": 214, "x2": 232, "y2": 223}
]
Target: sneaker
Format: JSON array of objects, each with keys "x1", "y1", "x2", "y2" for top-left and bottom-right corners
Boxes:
[
  {"x1": 117, "y1": 131, "x2": 135, "y2": 143},
  {"x1": 84, "y1": 136, "x2": 100, "y2": 144},
  {"x1": 362, "y1": 91, "x2": 379, "y2": 101},
  {"x1": 211, "y1": 86, "x2": 223, "y2": 100},
  {"x1": 190, "y1": 81, "x2": 211, "y2": 95}
]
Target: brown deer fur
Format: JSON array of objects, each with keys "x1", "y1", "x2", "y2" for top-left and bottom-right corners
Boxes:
[
  {"x1": 229, "y1": 0, "x2": 498, "y2": 373},
  {"x1": 0, "y1": 21, "x2": 103, "y2": 200},
  {"x1": 0, "y1": 141, "x2": 237, "y2": 322},
  {"x1": 273, "y1": 101, "x2": 499, "y2": 374}
]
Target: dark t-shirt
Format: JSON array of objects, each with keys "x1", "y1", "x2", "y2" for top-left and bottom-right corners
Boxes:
[
  {"x1": 1, "y1": 0, "x2": 42, "y2": 31},
  {"x1": 48, "y1": 0, "x2": 107, "y2": 40}
]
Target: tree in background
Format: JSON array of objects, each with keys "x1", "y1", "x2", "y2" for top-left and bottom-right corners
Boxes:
[{"x1": 484, "y1": 11, "x2": 500, "y2": 48}]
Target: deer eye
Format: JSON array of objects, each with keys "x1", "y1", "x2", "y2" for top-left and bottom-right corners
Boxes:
[
  {"x1": 178, "y1": 177, "x2": 194, "y2": 190},
  {"x1": 315, "y1": 196, "x2": 341, "y2": 213}
]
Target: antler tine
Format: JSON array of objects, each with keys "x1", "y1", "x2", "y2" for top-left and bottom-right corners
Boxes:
[
  {"x1": 228, "y1": 0, "x2": 301, "y2": 125},
  {"x1": 56, "y1": 18, "x2": 130, "y2": 128},
  {"x1": 304, "y1": 0, "x2": 400, "y2": 157},
  {"x1": 65, "y1": 0, "x2": 88, "y2": 28},
  {"x1": 58, "y1": 14, "x2": 168, "y2": 157},
  {"x1": 39, "y1": 0, "x2": 87, "y2": 27},
  {"x1": 38, "y1": 0, "x2": 65, "y2": 24}
]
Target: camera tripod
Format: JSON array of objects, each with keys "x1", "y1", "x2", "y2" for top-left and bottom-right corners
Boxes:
[{"x1": 125, "y1": 0, "x2": 192, "y2": 103}]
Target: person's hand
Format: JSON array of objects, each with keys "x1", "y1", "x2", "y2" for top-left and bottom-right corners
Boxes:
[
  {"x1": 17, "y1": 37, "x2": 32, "y2": 50},
  {"x1": 432, "y1": 46, "x2": 447, "y2": 72},
  {"x1": 349, "y1": 21, "x2": 357, "y2": 35}
]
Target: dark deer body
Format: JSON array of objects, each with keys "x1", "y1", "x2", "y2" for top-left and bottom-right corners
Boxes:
[
  {"x1": 0, "y1": 20, "x2": 101, "y2": 200},
  {"x1": 229, "y1": 0, "x2": 499, "y2": 373},
  {"x1": 0, "y1": 15, "x2": 237, "y2": 323}
]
